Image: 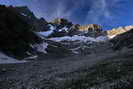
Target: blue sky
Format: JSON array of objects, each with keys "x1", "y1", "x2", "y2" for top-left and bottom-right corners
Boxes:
[{"x1": 0, "y1": 0, "x2": 133, "y2": 30}]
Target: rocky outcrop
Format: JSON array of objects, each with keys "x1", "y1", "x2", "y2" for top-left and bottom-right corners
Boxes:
[
  {"x1": 43, "y1": 40, "x2": 73, "y2": 58},
  {"x1": 51, "y1": 18, "x2": 73, "y2": 29},
  {"x1": 79, "y1": 24, "x2": 103, "y2": 37},
  {"x1": 33, "y1": 17, "x2": 49, "y2": 31},
  {"x1": 79, "y1": 24, "x2": 102, "y2": 31}
]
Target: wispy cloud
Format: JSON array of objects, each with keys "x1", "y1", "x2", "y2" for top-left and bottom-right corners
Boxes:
[
  {"x1": 1, "y1": 0, "x2": 133, "y2": 29},
  {"x1": 85, "y1": 0, "x2": 113, "y2": 24}
]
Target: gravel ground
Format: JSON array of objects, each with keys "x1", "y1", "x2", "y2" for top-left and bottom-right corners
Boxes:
[{"x1": 0, "y1": 48, "x2": 133, "y2": 89}]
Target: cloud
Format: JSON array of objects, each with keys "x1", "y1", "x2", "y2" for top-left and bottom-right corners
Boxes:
[
  {"x1": 1, "y1": 0, "x2": 133, "y2": 29},
  {"x1": 85, "y1": 0, "x2": 113, "y2": 24},
  {"x1": 48, "y1": 0, "x2": 79, "y2": 21},
  {"x1": 52, "y1": 2, "x2": 73, "y2": 19},
  {"x1": 0, "y1": 0, "x2": 113, "y2": 23}
]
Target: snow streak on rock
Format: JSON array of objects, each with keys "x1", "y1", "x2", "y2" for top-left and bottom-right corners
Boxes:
[
  {"x1": 0, "y1": 52, "x2": 26, "y2": 64},
  {"x1": 37, "y1": 24, "x2": 56, "y2": 37},
  {"x1": 32, "y1": 42, "x2": 48, "y2": 54}
]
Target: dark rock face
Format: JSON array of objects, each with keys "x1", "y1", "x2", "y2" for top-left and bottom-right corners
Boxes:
[
  {"x1": 32, "y1": 18, "x2": 49, "y2": 32},
  {"x1": 79, "y1": 24, "x2": 102, "y2": 31},
  {"x1": 0, "y1": 5, "x2": 42, "y2": 59},
  {"x1": 110, "y1": 29, "x2": 133, "y2": 50},
  {"x1": 15, "y1": 6, "x2": 49, "y2": 32}
]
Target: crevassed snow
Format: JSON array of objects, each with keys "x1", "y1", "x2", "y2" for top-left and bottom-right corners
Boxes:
[
  {"x1": 49, "y1": 35, "x2": 108, "y2": 43},
  {"x1": 37, "y1": 24, "x2": 56, "y2": 37},
  {"x1": 49, "y1": 35, "x2": 97, "y2": 42},
  {"x1": 33, "y1": 42, "x2": 48, "y2": 54},
  {"x1": 0, "y1": 52, "x2": 26, "y2": 64}
]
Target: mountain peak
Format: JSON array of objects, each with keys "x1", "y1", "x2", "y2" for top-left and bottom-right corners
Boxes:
[{"x1": 107, "y1": 25, "x2": 133, "y2": 38}]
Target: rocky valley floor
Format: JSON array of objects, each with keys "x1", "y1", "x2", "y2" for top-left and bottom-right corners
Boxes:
[{"x1": 0, "y1": 48, "x2": 133, "y2": 89}]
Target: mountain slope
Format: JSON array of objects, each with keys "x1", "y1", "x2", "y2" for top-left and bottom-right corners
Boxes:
[
  {"x1": 0, "y1": 5, "x2": 42, "y2": 59},
  {"x1": 0, "y1": 5, "x2": 73, "y2": 60},
  {"x1": 0, "y1": 44, "x2": 133, "y2": 89},
  {"x1": 110, "y1": 29, "x2": 133, "y2": 50}
]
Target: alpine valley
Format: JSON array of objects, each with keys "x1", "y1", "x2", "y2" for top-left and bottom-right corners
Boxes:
[{"x1": 0, "y1": 5, "x2": 133, "y2": 89}]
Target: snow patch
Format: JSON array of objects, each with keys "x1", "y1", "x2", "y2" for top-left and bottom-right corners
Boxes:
[
  {"x1": 33, "y1": 42, "x2": 48, "y2": 54},
  {"x1": 70, "y1": 47, "x2": 81, "y2": 54},
  {"x1": 37, "y1": 31, "x2": 53, "y2": 37},
  {"x1": 23, "y1": 55, "x2": 38, "y2": 60},
  {"x1": 49, "y1": 24, "x2": 55, "y2": 31},
  {"x1": 59, "y1": 26, "x2": 69, "y2": 32},
  {"x1": 49, "y1": 35, "x2": 107, "y2": 42},
  {"x1": 0, "y1": 52, "x2": 26, "y2": 64},
  {"x1": 21, "y1": 13, "x2": 27, "y2": 16},
  {"x1": 96, "y1": 36, "x2": 108, "y2": 42},
  {"x1": 108, "y1": 35, "x2": 116, "y2": 39},
  {"x1": 37, "y1": 24, "x2": 56, "y2": 37}
]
